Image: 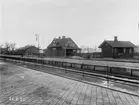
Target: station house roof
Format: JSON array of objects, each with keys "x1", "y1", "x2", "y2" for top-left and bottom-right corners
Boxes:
[
  {"x1": 99, "y1": 36, "x2": 137, "y2": 48},
  {"x1": 47, "y1": 36, "x2": 80, "y2": 49}
]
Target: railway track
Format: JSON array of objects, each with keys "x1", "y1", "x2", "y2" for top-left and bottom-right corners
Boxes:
[
  {"x1": 0, "y1": 55, "x2": 139, "y2": 85},
  {"x1": 1, "y1": 57, "x2": 139, "y2": 80},
  {"x1": 2, "y1": 58, "x2": 139, "y2": 86}
]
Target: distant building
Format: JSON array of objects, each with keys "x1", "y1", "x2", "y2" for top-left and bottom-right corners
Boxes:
[
  {"x1": 134, "y1": 45, "x2": 139, "y2": 53},
  {"x1": 134, "y1": 45, "x2": 139, "y2": 59},
  {"x1": 0, "y1": 48, "x2": 6, "y2": 54},
  {"x1": 45, "y1": 36, "x2": 81, "y2": 57},
  {"x1": 98, "y1": 36, "x2": 137, "y2": 58},
  {"x1": 15, "y1": 45, "x2": 39, "y2": 56},
  {"x1": 91, "y1": 52, "x2": 102, "y2": 58}
]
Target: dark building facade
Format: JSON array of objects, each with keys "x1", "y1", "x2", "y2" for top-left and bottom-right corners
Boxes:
[
  {"x1": 99, "y1": 36, "x2": 137, "y2": 58},
  {"x1": 15, "y1": 45, "x2": 39, "y2": 56},
  {"x1": 45, "y1": 36, "x2": 81, "y2": 57}
]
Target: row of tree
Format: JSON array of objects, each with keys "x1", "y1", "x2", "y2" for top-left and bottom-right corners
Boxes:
[
  {"x1": 0, "y1": 43, "x2": 100, "y2": 55},
  {"x1": 0, "y1": 42, "x2": 16, "y2": 54},
  {"x1": 80, "y1": 45, "x2": 100, "y2": 53}
]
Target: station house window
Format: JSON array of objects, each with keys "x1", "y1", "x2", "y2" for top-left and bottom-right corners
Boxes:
[{"x1": 129, "y1": 48, "x2": 132, "y2": 54}]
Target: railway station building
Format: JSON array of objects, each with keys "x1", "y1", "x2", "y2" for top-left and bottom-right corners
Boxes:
[
  {"x1": 99, "y1": 36, "x2": 137, "y2": 59},
  {"x1": 45, "y1": 36, "x2": 81, "y2": 57}
]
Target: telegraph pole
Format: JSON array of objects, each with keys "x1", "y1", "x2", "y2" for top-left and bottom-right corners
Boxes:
[
  {"x1": 35, "y1": 33, "x2": 39, "y2": 49},
  {"x1": 35, "y1": 33, "x2": 40, "y2": 57}
]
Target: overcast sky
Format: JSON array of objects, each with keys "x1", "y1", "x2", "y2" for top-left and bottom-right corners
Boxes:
[{"x1": 0, "y1": 0, "x2": 139, "y2": 49}]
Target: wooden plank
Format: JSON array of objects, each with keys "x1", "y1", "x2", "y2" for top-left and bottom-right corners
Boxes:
[
  {"x1": 112, "y1": 91, "x2": 123, "y2": 105},
  {"x1": 101, "y1": 88, "x2": 110, "y2": 105},
  {"x1": 83, "y1": 84, "x2": 92, "y2": 105},
  {"x1": 61, "y1": 82, "x2": 81, "y2": 105},
  {"x1": 75, "y1": 83, "x2": 86, "y2": 105},
  {"x1": 47, "y1": 80, "x2": 78, "y2": 105},
  {"x1": 56, "y1": 81, "x2": 79, "y2": 105},
  {"x1": 0, "y1": 81, "x2": 34, "y2": 98},
  {"x1": 2, "y1": 84, "x2": 38, "y2": 105},
  {"x1": 23, "y1": 77, "x2": 67, "y2": 105},
  {"x1": 124, "y1": 94, "x2": 137, "y2": 105},
  {"x1": 32, "y1": 80, "x2": 69, "y2": 105},
  {"x1": 96, "y1": 87, "x2": 103, "y2": 105},
  {"x1": 90, "y1": 85, "x2": 97, "y2": 105},
  {"x1": 82, "y1": 84, "x2": 90, "y2": 105},
  {"x1": 131, "y1": 96, "x2": 139, "y2": 105},
  {"x1": 36, "y1": 76, "x2": 72, "y2": 105},
  {"x1": 118, "y1": 92, "x2": 131, "y2": 105},
  {"x1": 68, "y1": 82, "x2": 84, "y2": 105},
  {"x1": 1, "y1": 65, "x2": 65, "y2": 105},
  {"x1": 14, "y1": 86, "x2": 43, "y2": 105},
  {"x1": 76, "y1": 83, "x2": 88, "y2": 105},
  {"x1": 106, "y1": 89, "x2": 117, "y2": 105},
  {"x1": 0, "y1": 83, "x2": 37, "y2": 104}
]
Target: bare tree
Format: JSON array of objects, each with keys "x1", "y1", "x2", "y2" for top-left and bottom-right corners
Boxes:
[
  {"x1": 93, "y1": 45, "x2": 97, "y2": 52},
  {"x1": 1, "y1": 42, "x2": 16, "y2": 54},
  {"x1": 0, "y1": 44, "x2": 3, "y2": 48},
  {"x1": 81, "y1": 45, "x2": 95, "y2": 53},
  {"x1": 10, "y1": 43, "x2": 16, "y2": 51},
  {"x1": 80, "y1": 45, "x2": 86, "y2": 53},
  {"x1": 0, "y1": 44, "x2": 3, "y2": 54},
  {"x1": 4, "y1": 42, "x2": 10, "y2": 53}
]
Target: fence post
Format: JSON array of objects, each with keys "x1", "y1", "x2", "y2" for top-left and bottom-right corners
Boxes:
[
  {"x1": 70, "y1": 63, "x2": 72, "y2": 68},
  {"x1": 65, "y1": 62, "x2": 67, "y2": 73},
  {"x1": 19, "y1": 58, "x2": 20, "y2": 63},
  {"x1": 43, "y1": 60, "x2": 45, "y2": 68},
  {"x1": 35, "y1": 59, "x2": 36, "y2": 68},
  {"x1": 109, "y1": 67, "x2": 112, "y2": 73},
  {"x1": 23, "y1": 58, "x2": 24, "y2": 65},
  {"x1": 4, "y1": 58, "x2": 6, "y2": 61},
  {"x1": 42, "y1": 59, "x2": 44, "y2": 68},
  {"x1": 131, "y1": 69, "x2": 133, "y2": 76},
  {"x1": 81, "y1": 63, "x2": 84, "y2": 77},
  {"x1": 107, "y1": 65, "x2": 109, "y2": 87},
  {"x1": 94, "y1": 65, "x2": 95, "y2": 71},
  {"x1": 62, "y1": 61, "x2": 63, "y2": 67}
]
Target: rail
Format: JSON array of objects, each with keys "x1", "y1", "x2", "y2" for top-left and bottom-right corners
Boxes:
[
  {"x1": 1, "y1": 55, "x2": 139, "y2": 82},
  {"x1": 1, "y1": 55, "x2": 139, "y2": 97}
]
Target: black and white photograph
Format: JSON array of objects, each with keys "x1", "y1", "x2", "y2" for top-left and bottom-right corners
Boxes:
[{"x1": 0, "y1": 0, "x2": 139, "y2": 105}]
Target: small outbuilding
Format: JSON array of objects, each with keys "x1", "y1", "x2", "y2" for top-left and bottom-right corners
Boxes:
[
  {"x1": 15, "y1": 45, "x2": 39, "y2": 56},
  {"x1": 98, "y1": 36, "x2": 137, "y2": 58}
]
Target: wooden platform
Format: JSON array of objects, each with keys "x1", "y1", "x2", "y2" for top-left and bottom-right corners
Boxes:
[{"x1": 0, "y1": 62, "x2": 139, "y2": 105}]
